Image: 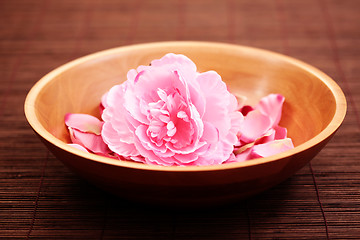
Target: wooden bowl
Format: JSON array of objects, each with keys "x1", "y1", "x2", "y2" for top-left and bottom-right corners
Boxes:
[{"x1": 24, "y1": 41, "x2": 346, "y2": 206}]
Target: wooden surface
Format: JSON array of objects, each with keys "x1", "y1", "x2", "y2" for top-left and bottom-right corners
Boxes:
[{"x1": 1, "y1": 0, "x2": 359, "y2": 239}]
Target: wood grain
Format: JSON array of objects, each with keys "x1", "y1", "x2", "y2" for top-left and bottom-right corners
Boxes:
[{"x1": 1, "y1": 0, "x2": 360, "y2": 239}]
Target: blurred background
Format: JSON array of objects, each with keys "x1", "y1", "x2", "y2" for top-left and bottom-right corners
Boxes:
[{"x1": 1, "y1": 0, "x2": 359, "y2": 239}]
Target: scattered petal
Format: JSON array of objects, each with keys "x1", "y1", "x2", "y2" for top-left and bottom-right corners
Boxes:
[
  {"x1": 239, "y1": 110, "x2": 272, "y2": 143},
  {"x1": 65, "y1": 113, "x2": 103, "y2": 135},
  {"x1": 251, "y1": 138, "x2": 294, "y2": 158},
  {"x1": 69, "y1": 127, "x2": 111, "y2": 154},
  {"x1": 257, "y1": 94, "x2": 285, "y2": 127},
  {"x1": 68, "y1": 143, "x2": 89, "y2": 152},
  {"x1": 274, "y1": 125, "x2": 288, "y2": 140}
]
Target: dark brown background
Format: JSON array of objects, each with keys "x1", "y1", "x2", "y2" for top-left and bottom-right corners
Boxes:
[{"x1": 1, "y1": 0, "x2": 359, "y2": 239}]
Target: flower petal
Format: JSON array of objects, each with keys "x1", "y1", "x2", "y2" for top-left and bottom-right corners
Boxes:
[
  {"x1": 234, "y1": 147, "x2": 253, "y2": 162},
  {"x1": 65, "y1": 113, "x2": 103, "y2": 135},
  {"x1": 150, "y1": 53, "x2": 197, "y2": 76},
  {"x1": 255, "y1": 129, "x2": 275, "y2": 145},
  {"x1": 274, "y1": 125, "x2": 288, "y2": 140},
  {"x1": 200, "y1": 121, "x2": 219, "y2": 144},
  {"x1": 69, "y1": 127, "x2": 111, "y2": 154},
  {"x1": 228, "y1": 146, "x2": 253, "y2": 163},
  {"x1": 256, "y1": 94, "x2": 285, "y2": 127},
  {"x1": 99, "y1": 92, "x2": 108, "y2": 115},
  {"x1": 196, "y1": 71, "x2": 232, "y2": 138},
  {"x1": 173, "y1": 152, "x2": 199, "y2": 164},
  {"x1": 251, "y1": 138, "x2": 294, "y2": 158},
  {"x1": 239, "y1": 110, "x2": 272, "y2": 143},
  {"x1": 102, "y1": 122, "x2": 139, "y2": 157},
  {"x1": 68, "y1": 143, "x2": 89, "y2": 152}
]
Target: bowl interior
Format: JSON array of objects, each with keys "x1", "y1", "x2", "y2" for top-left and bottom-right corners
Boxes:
[{"x1": 31, "y1": 42, "x2": 338, "y2": 156}]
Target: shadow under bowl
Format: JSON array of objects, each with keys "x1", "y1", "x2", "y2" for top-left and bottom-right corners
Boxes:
[{"x1": 24, "y1": 41, "x2": 346, "y2": 206}]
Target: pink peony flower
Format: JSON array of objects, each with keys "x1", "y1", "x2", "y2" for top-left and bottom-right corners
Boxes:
[{"x1": 101, "y1": 53, "x2": 243, "y2": 166}]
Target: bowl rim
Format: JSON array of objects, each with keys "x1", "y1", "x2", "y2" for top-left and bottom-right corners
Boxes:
[{"x1": 24, "y1": 41, "x2": 347, "y2": 172}]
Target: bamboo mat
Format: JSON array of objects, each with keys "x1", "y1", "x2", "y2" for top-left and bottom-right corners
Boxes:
[{"x1": 1, "y1": 0, "x2": 359, "y2": 239}]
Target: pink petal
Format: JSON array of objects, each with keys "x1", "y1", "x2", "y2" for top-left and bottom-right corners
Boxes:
[
  {"x1": 124, "y1": 69, "x2": 186, "y2": 125},
  {"x1": 224, "y1": 153, "x2": 237, "y2": 163},
  {"x1": 239, "y1": 110, "x2": 272, "y2": 143},
  {"x1": 196, "y1": 71, "x2": 232, "y2": 138},
  {"x1": 99, "y1": 92, "x2": 108, "y2": 115},
  {"x1": 187, "y1": 79, "x2": 206, "y2": 118},
  {"x1": 173, "y1": 152, "x2": 199, "y2": 164},
  {"x1": 156, "y1": 55, "x2": 199, "y2": 92},
  {"x1": 194, "y1": 153, "x2": 222, "y2": 166},
  {"x1": 134, "y1": 125, "x2": 168, "y2": 154},
  {"x1": 251, "y1": 138, "x2": 294, "y2": 158},
  {"x1": 201, "y1": 121, "x2": 220, "y2": 144},
  {"x1": 255, "y1": 129, "x2": 275, "y2": 145},
  {"x1": 129, "y1": 155, "x2": 146, "y2": 163},
  {"x1": 234, "y1": 147, "x2": 253, "y2": 162},
  {"x1": 102, "y1": 122, "x2": 139, "y2": 157},
  {"x1": 102, "y1": 84, "x2": 139, "y2": 143},
  {"x1": 101, "y1": 85, "x2": 125, "y2": 118},
  {"x1": 68, "y1": 127, "x2": 111, "y2": 154},
  {"x1": 127, "y1": 68, "x2": 139, "y2": 82},
  {"x1": 134, "y1": 138, "x2": 175, "y2": 166},
  {"x1": 229, "y1": 111, "x2": 243, "y2": 140},
  {"x1": 68, "y1": 143, "x2": 89, "y2": 152},
  {"x1": 256, "y1": 94, "x2": 285, "y2": 127},
  {"x1": 150, "y1": 53, "x2": 197, "y2": 73},
  {"x1": 65, "y1": 113, "x2": 103, "y2": 135},
  {"x1": 69, "y1": 143, "x2": 118, "y2": 159},
  {"x1": 274, "y1": 125, "x2": 288, "y2": 140}
]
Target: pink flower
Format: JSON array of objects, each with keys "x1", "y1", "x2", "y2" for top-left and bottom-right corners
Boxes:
[{"x1": 101, "y1": 53, "x2": 242, "y2": 166}]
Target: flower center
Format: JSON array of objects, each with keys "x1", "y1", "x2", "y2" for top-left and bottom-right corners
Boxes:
[{"x1": 146, "y1": 88, "x2": 192, "y2": 148}]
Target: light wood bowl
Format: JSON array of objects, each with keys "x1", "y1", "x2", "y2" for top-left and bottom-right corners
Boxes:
[{"x1": 25, "y1": 42, "x2": 346, "y2": 206}]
